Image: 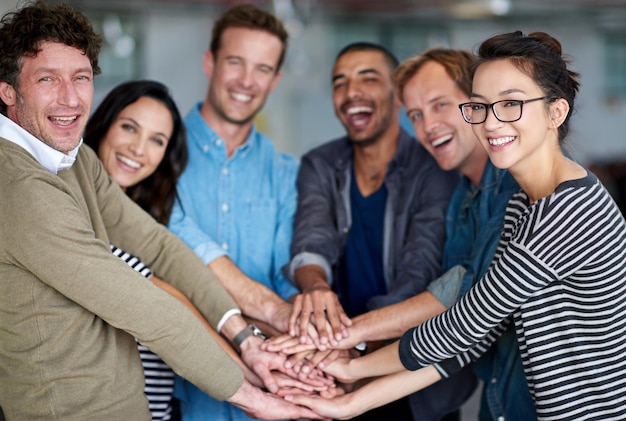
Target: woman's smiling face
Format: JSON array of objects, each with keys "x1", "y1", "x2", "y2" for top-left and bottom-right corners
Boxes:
[
  {"x1": 98, "y1": 96, "x2": 173, "y2": 189},
  {"x1": 470, "y1": 58, "x2": 558, "y2": 173}
]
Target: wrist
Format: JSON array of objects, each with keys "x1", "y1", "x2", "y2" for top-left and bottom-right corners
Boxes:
[
  {"x1": 271, "y1": 301, "x2": 292, "y2": 332},
  {"x1": 302, "y1": 281, "x2": 330, "y2": 293},
  {"x1": 227, "y1": 379, "x2": 258, "y2": 409},
  {"x1": 347, "y1": 318, "x2": 368, "y2": 345},
  {"x1": 233, "y1": 324, "x2": 267, "y2": 353},
  {"x1": 346, "y1": 356, "x2": 359, "y2": 382},
  {"x1": 296, "y1": 265, "x2": 329, "y2": 292},
  {"x1": 344, "y1": 388, "x2": 363, "y2": 418}
]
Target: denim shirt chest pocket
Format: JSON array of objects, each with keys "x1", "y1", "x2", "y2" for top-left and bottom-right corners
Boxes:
[
  {"x1": 443, "y1": 192, "x2": 479, "y2": 270},
  {"x1": 239, "y1": 197, "x2": 278, "y2": 278}
]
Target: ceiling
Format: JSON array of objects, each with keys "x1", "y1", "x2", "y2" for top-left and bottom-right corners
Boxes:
[{"x1": 67, "y1": 0, "x2": 626, "y2": 20}]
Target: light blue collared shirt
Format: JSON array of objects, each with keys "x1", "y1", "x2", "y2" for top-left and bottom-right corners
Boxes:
[
  {"x1": 0, "y1": 113, "x2": 80, "y2": 174},
  {"x1": 170, "y1": 103, "x2": 297, "y2": 421},
  {"x1": 168, "y1": 102, "x2": 299, "y2": 301}
]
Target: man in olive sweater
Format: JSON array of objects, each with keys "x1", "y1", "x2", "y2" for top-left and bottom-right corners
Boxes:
[{"x1": 0, "y1": 2, "x2": 319, "y2": 420}]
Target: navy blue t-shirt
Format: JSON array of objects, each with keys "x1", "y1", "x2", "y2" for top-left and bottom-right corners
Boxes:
[{"x1": 337, "y1": 169, "x2": 387, "y2": 318}]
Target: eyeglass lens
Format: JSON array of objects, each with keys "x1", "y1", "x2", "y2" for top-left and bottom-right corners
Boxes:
[{"x1": 462, "y1": 101, "x2": 522, "y2": 124}]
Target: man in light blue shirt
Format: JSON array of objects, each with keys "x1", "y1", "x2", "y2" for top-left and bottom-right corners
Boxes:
[{"x1": 167, "y1": 4, "x2": 300, "y2": 421}]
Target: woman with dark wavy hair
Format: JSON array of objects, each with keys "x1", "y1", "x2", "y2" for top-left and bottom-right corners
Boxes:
[
  {"x1": 84, "y1": 79, "x2": 188, "y2": 420},
  {"x1": 287, "y1": 31, "x2": 626, "y2": 421},
  {"x1": 84, "y1": 80, "x2": 274, "y2": 421},
  {"x1": 84, "y1": 79, "x2": 187, "y2": 225}
]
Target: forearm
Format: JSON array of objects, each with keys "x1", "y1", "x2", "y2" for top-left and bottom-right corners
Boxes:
[
  {"x1": 151, "y1": 276, "x2": 262, "y2": 386},
  {"x1": 209, "y1": 256, "x2": 290, "y2": 331},
  {"x1": 345, "y1": 366, "x2": 441, "y2": 417},
  {"x1": 349, "y1": 291, "x2": 446, "y2": 345},
  {"x1": 346, "y1": 341, "x2": 405, "y2": 379}
]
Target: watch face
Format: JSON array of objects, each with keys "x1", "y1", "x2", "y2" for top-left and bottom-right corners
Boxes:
[{"x1": 250, "y1": 324, "x2": 268, "y2": 340}]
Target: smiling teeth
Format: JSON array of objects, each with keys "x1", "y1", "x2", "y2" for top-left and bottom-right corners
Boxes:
[
  {"x1": 432, "y1": 134, "x2": 453, "y2": 147},
  {"x1": 52, "y1": 116, "x2": 76, "y2": 121},
  {"x1": 232, "y1": 93, "x2": 251, "y2": 102},
  {"x1": 489, "y1": 136, "x2": 515, "y2": 146},
  {"x1": 116, "y1": 153, "x2": 141, "y2": 169},
  {"x1": 347, "y1": 106, "x2": 372, "y2": 115}
]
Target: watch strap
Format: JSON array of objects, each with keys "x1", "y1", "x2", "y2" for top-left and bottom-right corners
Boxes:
[
  {"x1": 232, "y1": 324, "x2": 267, "y2": 353},
  {"x1": 232, "y1": 325, "x2": 255, "y2": 353}
]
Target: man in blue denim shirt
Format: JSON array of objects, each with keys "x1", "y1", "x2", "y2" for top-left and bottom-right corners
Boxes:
[
  {"x1": 285, "y1": 43, "x2": 474, "y2": 421},
  {"x1": 167, "y1": 5, "x2": 302, "y2": 421},
  {"x1": 320, "y1": 49, "x2": 535, "y2": 420}
]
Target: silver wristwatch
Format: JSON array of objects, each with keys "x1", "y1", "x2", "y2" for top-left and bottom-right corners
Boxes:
[{"x1": 232, "y1": 323, "x2": 267, "y2": 353}]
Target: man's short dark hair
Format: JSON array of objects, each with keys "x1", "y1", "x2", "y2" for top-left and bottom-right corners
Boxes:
[{"x1": 335, "y1": 42, "x2": 399, "y2": 73}]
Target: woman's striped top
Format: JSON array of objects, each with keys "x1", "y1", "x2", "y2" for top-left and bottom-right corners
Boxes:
[
  {"x1": 400, "y1": 172, "x2": 626, "y2": 420},
  {"x1": 111, "y1": 245, "x2": 176, "y2": 421}
]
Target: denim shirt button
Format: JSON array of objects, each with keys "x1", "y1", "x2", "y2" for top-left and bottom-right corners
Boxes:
[
  {"x1": 497, "y1": 417, "x2": 505, "y2": 421},
  {"x1": 202, "y1": 144, "x2": 210, "y2": 153},
  {"x1": 491, "y1": 377, "x2": 497, "y2": 384},
  {"x1": 221, "y1": 243, "x2": 228, "y2": 250},
  {"x1": 342, "y1": 227, "x2": 349, "y2": 233}
]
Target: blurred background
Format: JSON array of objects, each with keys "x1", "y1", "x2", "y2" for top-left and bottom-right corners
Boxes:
[{"x1": 0, "y1": 0, "x2": 624, "y2": 207}]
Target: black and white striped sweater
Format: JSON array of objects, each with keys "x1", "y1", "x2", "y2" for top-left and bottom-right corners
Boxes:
[{"x1": 400, "y1": 172, "x2": 626, "y2": 420}]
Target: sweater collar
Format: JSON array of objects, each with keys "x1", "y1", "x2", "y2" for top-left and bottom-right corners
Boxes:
[{"x1": 0, "y1": 113, "x2": 80, "y2": 174}]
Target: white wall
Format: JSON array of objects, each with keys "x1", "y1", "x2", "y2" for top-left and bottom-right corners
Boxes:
[
  {"x1": 1, "y1": 1, "x2": 625, "y2": 163},
  {"x1": 139, "y1": 11, "x2": 626, "y2": 163}
]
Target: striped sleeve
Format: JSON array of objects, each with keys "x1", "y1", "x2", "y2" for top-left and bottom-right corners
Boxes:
[
  {"x1": 399, "y1": 183, "x2": 623, "y2": 368},
  {"x1": 110, "y1": 244, "x2": 152, "y2": 279}
]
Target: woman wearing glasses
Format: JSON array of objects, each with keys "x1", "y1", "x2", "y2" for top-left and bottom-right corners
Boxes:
[{"x1": 286, "y1": 31, "x2": 626, "y2": 420}]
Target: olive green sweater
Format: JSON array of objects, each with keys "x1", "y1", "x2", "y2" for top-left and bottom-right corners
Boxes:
[{"x1": 0, "y1": 138, "x2": 244, "y2": 420}]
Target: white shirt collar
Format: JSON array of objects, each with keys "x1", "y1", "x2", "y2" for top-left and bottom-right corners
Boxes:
[{"x1": 0, "y1": 113, "x2": 81, "y2": 174}]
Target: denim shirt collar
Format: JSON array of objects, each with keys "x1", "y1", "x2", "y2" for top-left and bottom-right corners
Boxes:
[
  {"x1": 459, "y1": 159, "x2": 505, "y2": 205},
  {"x1": 187, "y1": 102, "x2": 258, "y2": 159}
]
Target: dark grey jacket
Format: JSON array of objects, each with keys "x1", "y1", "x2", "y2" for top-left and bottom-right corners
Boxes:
[
  {"x1": 287, "y1": 129, "x2": 459, "y2": 309},
  {"x1": 286, "y1": 129, "x2": 475, "y2": 420}
]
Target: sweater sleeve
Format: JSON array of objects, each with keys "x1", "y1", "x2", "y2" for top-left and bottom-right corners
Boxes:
[{"x1": 4, "y1": 148, "x2": 244, "y2": 401}]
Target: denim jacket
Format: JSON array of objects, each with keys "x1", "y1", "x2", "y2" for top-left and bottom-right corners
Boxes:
[
  {"x1": 286, "y1": 130, "x2": 478, "y2": 420},
  {"x1": 427, "y1": 161, "x2": 536, "y2": 421}
]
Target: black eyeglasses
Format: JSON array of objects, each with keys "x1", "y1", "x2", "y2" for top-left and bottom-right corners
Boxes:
[{"x1": 458, "y1": 96, "x2": 553, "y2": 124}]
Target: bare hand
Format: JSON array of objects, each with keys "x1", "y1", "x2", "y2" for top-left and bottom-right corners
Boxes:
[
  {"x1": 262, "y1": 332, "x2": 317, "y2": 354},
  {"x1": 240, "y1": 336, "x2": 288, "y2": 394},
  {"x1": 289, "y1": 288, "x2": 351, "y2": 347},
  {"x1": 300, "y1": 348, "x2": 346, "y2": 375},
  {"x1": 272, "y1": 371, "x2": 329, "y2": 395},
  {"x1": 320, "y1": 356, "x2": 357, "y2": 385},
  {"x1": 229, "y1": 381, "x2": 327, "y2": 420},
  {"x1": 285, "y1": 392, "x2": 354, "y2": 420}
]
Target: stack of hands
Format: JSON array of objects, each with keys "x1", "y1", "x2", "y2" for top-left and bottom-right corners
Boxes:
[{"x1": 236, "y1": 290, "x2": 368, "y2": 420}]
